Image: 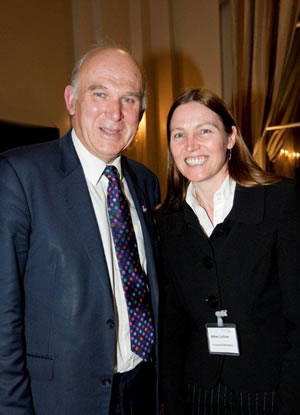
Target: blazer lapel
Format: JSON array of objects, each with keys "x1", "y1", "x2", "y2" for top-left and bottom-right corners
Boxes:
[
  {"x1": 227, "y1": 184, "x2": 264, "y2": 224},
  {"x1": 57, "y1": 133, "x2": 112, "y2": 294},
  {"x1": 179, "y1": 184, "x2": 264, "y2": 255}
]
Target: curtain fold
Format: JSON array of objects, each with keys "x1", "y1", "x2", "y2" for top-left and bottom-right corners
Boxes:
[
  {"x1": 265, "y1": 29, "x2": 300, "y2": 162},
  {"x1": 231, "y1": 0, "x2": 300, "y2": 169}
]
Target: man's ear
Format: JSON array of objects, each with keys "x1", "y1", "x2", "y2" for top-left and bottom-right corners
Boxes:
[
  {"x1": 227, "y1": 126, "x2": 237, "y2": 149},
  {"x1": 64, "y1": 85, "x2": 76, "y2": 116}
]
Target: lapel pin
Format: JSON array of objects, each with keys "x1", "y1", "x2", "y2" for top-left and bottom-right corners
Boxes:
[{"x1": 142, "y1": 205, "x2": 147, "y2": 213}]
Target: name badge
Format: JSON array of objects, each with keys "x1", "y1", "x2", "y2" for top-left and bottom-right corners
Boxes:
[{"x1": 205, "y1": 310, "x2": 240, "y2": 356}]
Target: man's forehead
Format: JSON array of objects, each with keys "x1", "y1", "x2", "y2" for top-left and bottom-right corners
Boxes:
[{"x1": 81, "y1": 49, "x2": 141, "y2": 79}]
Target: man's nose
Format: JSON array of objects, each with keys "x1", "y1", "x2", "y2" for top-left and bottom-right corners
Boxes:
[{"x1": 105, "y1": 100, "x2": 123, "y2": 122}]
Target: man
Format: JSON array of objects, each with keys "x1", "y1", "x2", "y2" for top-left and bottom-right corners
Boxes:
[{"x1": 0, "y1": 47, "x2": 160, "y2": 415}]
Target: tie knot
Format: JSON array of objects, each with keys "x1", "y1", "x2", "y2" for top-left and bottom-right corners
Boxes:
[{"x1": 103, "y1": 165, "x2": 119, "y2": 181}]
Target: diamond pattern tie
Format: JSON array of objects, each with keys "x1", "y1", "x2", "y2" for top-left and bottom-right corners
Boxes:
[{"x1": 103, "y1": 165, "x2": 155, "y2": 361}]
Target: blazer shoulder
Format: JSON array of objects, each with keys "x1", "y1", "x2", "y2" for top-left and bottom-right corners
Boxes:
[
  {"x1": 265, "y1": 177, "x2": 296, "y2": 194},
  {"x1": 264, "y1": 179, "x2": 298, "y2": 210}
]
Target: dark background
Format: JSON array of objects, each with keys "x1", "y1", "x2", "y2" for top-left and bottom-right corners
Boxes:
[{"x1": 0, "y1": 120, "x2": 59, "y2": 153}]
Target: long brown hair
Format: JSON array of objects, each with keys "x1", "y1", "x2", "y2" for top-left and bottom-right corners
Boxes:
[{"x1": 160, "y1": 88, "x2": 280, "y2": 212}]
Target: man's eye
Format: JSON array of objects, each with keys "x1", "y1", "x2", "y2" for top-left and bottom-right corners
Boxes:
[
  {"x1": 200, "y1": 128, "x2": 210, "y2": 135},
  {"x1": 95, "y1": 92, "x2": 105, "y2": 98},
  {"x1": 123, "y1": 97, "x2": 136, "y2": 104}
]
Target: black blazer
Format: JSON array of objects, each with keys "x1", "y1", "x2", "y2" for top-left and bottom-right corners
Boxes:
[
  {"x1": 156, "y1": 181, "x2": 300, "y2": 414},
  {"x1": 0, "y1": 132, "x2": 160, "y2": 415}
]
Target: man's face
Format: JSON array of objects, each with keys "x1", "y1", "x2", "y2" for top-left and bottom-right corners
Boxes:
[{"x1": 65, "y1": 49, "x2": 143, "y2": 163}]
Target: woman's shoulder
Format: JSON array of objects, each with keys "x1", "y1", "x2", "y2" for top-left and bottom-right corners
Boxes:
[
  {"x1": 263, "y1": 177, "x2": 298, "y2": 200},
  {"x1": 237, "y1": 177, "x2": 297, "y2": 198},
  {"x1": 260, "y1": 178, "x2": 299, "y2": 217}
]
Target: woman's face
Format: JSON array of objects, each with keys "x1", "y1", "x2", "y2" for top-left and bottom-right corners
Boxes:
[{"x1": 169, "y1": 102, "x2": 236, "y2": 192}]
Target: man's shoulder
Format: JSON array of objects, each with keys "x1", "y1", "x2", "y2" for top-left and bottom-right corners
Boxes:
[
  {"x1": 122, "y1": 156, "x2": 158, "y2": 182},
  {"x1": 2, "y1": 138, "x2": 58, "y2": 161},
  {"x1": 0, "y1": 133, "x2": 71, "y2": 169},
  {"x1": 122, "y1": 156, "x2": 160, "y2": 206}
]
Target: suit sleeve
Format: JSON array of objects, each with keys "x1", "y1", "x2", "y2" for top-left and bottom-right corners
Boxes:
[
  {"x1": 277, "y1": 182, "x2": 300, "y2": 414},
  {"x1": 154, "y1": 175, "x2": 161, "y2": 207},
  {"x1": 0, "y1": 155, "x2": 35, "y2": 413}
]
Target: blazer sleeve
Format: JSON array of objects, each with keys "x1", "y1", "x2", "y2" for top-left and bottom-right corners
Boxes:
[
  {"x1": 0, "y1": 155, "x2": 35, "y2": 413},
  {"x1": 157, "y1": 214, "x2": 188, "y2": 415},
  {"x1": 277, "y1": 182, "x2": 300, "y2": 414}
]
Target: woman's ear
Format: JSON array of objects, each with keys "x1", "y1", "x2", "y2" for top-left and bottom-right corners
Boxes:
[{"x1": 227, "y1": 126, "x2": 237, "y2": 149}]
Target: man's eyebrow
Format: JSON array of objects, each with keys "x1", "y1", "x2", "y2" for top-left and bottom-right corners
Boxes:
[
  {"x1": 88, "y1": 84, "x2": 107, "y2": 91},
  {"x1": 87, "y1": 85, "x2": 141, "y2": 99},
  {"x1": 123, "y1": 91, "x2": 142, "y2": 99}
]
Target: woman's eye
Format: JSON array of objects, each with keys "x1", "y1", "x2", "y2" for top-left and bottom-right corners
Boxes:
[{"x1": 173, "y1": 132, "x2": 184, "y2": 139}]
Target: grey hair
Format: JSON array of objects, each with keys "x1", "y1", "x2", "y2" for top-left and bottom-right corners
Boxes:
[{"x1": 70, "y1": 46, "x2": 147, "y2": 110}]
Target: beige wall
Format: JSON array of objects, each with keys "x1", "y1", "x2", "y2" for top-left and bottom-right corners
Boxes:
[
  {"x1": 73, "y1": 0, "x2": 222, "y2": 192},
  {"x1": 131, "y1": 0, "x2": 222, "y2": 192},
  {"x1": 171, "y1": 0, "x2": 222, "y2": 96},
  {"x1": 0, "y1": 0, "x2": 74, "y2": 136},
  {"x1": 0, "y1": 0, "x2": 222, "y2": 194}
]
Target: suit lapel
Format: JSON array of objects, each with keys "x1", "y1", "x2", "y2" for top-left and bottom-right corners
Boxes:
[
  {"x1": 121, "y1": 157, "x2": 159, "y2": 302},
  {"x1": 57, "y1": 133, "x2": 112, "y2": 294}
]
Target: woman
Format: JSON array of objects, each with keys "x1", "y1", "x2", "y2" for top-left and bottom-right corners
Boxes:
[{"x1": 156, "y1": 89, "x2": 300, "y2": 415}]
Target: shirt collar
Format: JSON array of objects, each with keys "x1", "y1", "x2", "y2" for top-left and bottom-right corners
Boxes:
[
  {"x1": 186, "y1": 175, "x2": 236, "y2": 208},
  {"x1": 213, "y1": 174, "x2": 236, "y2": 204},
  {"x1": 71, "y1": 129, "x2": 122, "y2": 186}
]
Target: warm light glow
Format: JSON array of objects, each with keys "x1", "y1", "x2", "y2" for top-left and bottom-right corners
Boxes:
[
  {"x1": 266, "y1": 122, "x2": 300, "y2": 131},
  {"x1": 279, "y1": 148, "x2": 300, "y2": 160},
  {"x1": 140, "y1": 112, "x2": 146, "y2": 131},
  {"x1": 135, "y1": 112, "x2": 147, "y2": 143}
]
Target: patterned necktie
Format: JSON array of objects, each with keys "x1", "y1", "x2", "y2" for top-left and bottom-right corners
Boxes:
[{"x1": 103, "y1": 165, "x2": 155, "y2": 361}]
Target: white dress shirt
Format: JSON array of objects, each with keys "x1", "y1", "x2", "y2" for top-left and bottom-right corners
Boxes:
[
  {"x1": 72, "y1": 130, "x2": 145, "y2": 373},
  {"x1": 186, "y1": 175, "x2": 236, "y2": 237}
]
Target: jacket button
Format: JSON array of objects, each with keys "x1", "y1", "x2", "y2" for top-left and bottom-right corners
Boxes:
[
  {"x1": 207, "y1": 296, "x2": 219, "y2": 308},
  {"x1": 107, "y1": 319, "x2": 115, "y2": 328},
  {"x1": 102, "y1": 377, "x2": 112, "y2": 386},
  {"x1": 203, "y1": 256, "x2": 214, "y2": 268}
]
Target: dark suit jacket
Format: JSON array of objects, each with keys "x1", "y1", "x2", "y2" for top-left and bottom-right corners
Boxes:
[
  {"x1": 0, "y1": 132, "x2": 160, "y2": 415},
  {"x1": 156, "y1": 181, "x2": 300, "y2": 415}
]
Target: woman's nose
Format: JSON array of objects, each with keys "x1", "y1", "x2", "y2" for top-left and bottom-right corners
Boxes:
[{"x1": 186, "y1": 133, "x2": 200, "y2": 152}]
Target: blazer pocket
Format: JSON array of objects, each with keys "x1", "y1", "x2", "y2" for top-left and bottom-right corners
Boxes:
[{"x1": 26, "y1": 354, "x2": 54, "y2": 381}]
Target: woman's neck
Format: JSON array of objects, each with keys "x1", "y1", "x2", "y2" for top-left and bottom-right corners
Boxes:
[{"x1": 193, "y1": 173, "x2": 229, "y2": 223}]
